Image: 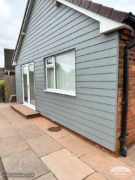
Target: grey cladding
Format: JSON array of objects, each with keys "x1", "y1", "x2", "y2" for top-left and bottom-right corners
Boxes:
[{"x1": 15, "y1": 0, "x2": 119, "y2": 151}]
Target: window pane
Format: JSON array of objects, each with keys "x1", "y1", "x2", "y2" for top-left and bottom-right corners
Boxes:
[
  {"x1": 29, "y1": 64, "x2": 35, "y2": 105},
  {"x1": 22, "y1": 66, "x2": 28, "y2": 102},
  {"x1": 56, "y1": 51, "x2": 75, "y2": 91},
  {"x1": 47, "y1": 68, "x2": 54, "y2": 88}
]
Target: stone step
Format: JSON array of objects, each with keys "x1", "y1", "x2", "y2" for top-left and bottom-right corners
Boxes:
[{"x1": 11, "y1": 104, "x2": 40, "y2": 118}]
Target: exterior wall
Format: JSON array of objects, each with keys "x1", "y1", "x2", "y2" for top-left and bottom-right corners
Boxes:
[
  {"x1": 15, "y1": 0, "x2": 120, "y2": 151},
  {"x1": 117, "y1": 29, "x2": 135, "y2": 150}
]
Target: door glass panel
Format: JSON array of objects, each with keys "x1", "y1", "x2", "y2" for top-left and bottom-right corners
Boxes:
[
  {"x1": 22, "y1": 66, "x2": 28, "y2": 102},
  {"x1": 29, "y1": 64, "x2": 35, "y2": 105}
]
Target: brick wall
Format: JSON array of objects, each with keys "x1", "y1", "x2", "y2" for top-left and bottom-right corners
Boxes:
[{"x1": 116, "y1": 29, "x2": 135, "y2": 153}]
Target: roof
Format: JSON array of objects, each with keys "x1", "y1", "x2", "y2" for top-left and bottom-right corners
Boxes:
[
  {"x1": 64, "y1": 0, "x2": 135, "y2": 27},
  {"x1": 13, "y1": 0, "x2": 135, "y2": 63},
  {"x1": 66, "y1": 0, "x2": 128, "y2": 22}
]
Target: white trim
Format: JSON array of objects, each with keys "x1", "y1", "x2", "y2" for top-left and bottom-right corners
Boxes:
[
  {"x1": 46, "y1": 57, "x2": 55, "y2": 89},
  {"x1": 23, "y1": 102, "x2": 35, "y2": 110},
  {"x1": 57, "y1": 0, "x2": 133, "y2": 34},
  {"x1": 45, "y1": 50, "x2": 76, "y2": 96},
  {"x1": 45, "y1": 89, "x2": 76, "y2": 96},
  {"x1": 22, "y1": 62, "x2": 35, "y2": 110},
  {"x1": 54, "y1": 58, "x2": 56, "y2": 89}
]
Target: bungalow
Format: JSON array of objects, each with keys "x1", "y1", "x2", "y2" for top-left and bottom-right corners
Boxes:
[{"x1": 13, "y1": 0, "x2": 135, "y2": 156}]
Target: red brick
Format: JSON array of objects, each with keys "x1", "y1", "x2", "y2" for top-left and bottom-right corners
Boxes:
[{"x1": 116, "y1": 29, "x2": 135, "y2": 151}]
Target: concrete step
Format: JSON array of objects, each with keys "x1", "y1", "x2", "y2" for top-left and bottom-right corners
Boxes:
[{"x1": 11, "y1": 104, "x2": 40, "y2": 119}]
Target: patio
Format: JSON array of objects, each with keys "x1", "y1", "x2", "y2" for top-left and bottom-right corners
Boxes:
[{"x1": 0, "y1": 103, "x2": 135, "y2": 180}]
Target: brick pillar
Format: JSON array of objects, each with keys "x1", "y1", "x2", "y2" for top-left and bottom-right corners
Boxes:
[{"x1": 116, "y1": 29, "x2": 135, "y2": 154}]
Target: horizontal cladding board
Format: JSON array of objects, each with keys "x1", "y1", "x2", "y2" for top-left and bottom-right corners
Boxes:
[
  {"x1": 76, "y1": 81, "x2": 116, "y2": 89},
  {"x1": 36, "y1": 81, "x2": 116, "y2": 89},
  {"x1": 37, "y1": 105, "x2": 115, "y2": 150},
  {"x1": 76, "y1": 73, "x2": 117, "y2": 82},
  {"x1": 35, "y1": 87, "x2": 116, "y2": 105},
  {"x1": 28, "y1": 1, "x2": 54, "y2": 27},
  {"x1": 36, "y1": 92, "x2": 116, "y2": 113},
  {"x1": 35, "y1": 86, "x2": 116, "y2": 99},
  {"x1": 20, "y1": 24, "x2": 117, "y2": 59},
  {"x1": 76, "y1": 57, "x2": 117, "y2": 69},
  {"x1": 77, "y1": 88, "x2": 116, "y2": 97},
  {"x1": 20, "y1": 22, "x2": 99, "y2": 57},
  {"x1": 36, "y1": 98, "x2": 115, "y2": 130},
  {"x1": 76, "y1": 65, "x2": 117, "y2": 75},
  {"x1": 37, "y1": 103, "x2": 115, "y2": 139},
  {"x1": 37, "y1": 94, "x2": 116, "y2": 120},
  {"x1": 18, "y1": 44, "x2": 117, "y2": 64},
  {"x1": 26, "y1": 2, "x2": 67, "y2": 37},
  {"x1": 21, "y1": 28, "x2": 116, "y2": 58},
  {"x1": 24, "y1": 10, "x2": 85, "y2": 46},
  {"x1": 16, "y1": 0, "x2": 119, "y2": 151}
]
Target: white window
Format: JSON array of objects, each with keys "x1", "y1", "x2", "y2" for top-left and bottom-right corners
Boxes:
[{"x1": 45, "y1": 50, "x2": 76, "y2": 96}]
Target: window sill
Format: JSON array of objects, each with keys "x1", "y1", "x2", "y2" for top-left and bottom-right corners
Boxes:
[{"x1": 44, "y1": 89, "x2": 76, "y2": 96}]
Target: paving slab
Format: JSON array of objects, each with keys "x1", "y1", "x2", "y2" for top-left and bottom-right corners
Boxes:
[
  {"x1": 40, "y1": 124, "x2": 71, "y2": 139},
  {"x1": 27, "y1": 134, "x2": 63, "y2": 157},
  {"x1": 42, "y1": 148, "x2": 94, "y2": 180},
  {"x1": 2, "y1": 149, "x2": 49, "y2": 180},
  {"x1": 120, "y1": 147, "x2": 135, "y2": 168},
  {"x1": 33, "y1": 117, "x2": 55, "y2": 129},
  {"x1": 3, "y1": 111, "x2": 25, "y2": 123},
  {"x1": 0, "y1": 158, "x2": 7, "y2": 180},
  {"x1": 35, "y1": 173, "x2": 57, "y2": 180},
  {"x1": 0, "y1": 135, "x2": 29, "y2": 157},
  {"x1": 0, "y1": 127, "x2": 17, "y2": 139},
  {"x1": 57, "y1": 134, "x2": 94, "y2": 157},
  {"x1": 85, "y1": 172, "x2": 107, "y2": 180},
  {"x1": 17, "y1": 124, "x2": 45, "y2": 140},
  {"x1": 0, "y1": 121, "x2": 11, "y2": 129},
  {"x1": 80, "y1": 151, "x2": 135, "y2": 179},
  {"x1": 11, "y1": 120, "x2": 36, "y2": 129},
  {"x1": 1, "y1": 104, "x2": 135, "y2": 180}
]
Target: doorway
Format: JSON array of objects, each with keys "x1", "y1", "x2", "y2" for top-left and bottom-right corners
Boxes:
[{"x1": 22, "y1": 62, "x2": 35, "y2": 109}]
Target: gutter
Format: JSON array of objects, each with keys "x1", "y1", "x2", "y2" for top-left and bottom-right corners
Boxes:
[{"x1": 120, "y1": 13, "x2": 135, "y2": 156}]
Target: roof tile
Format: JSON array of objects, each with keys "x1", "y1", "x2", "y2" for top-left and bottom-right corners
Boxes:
[
  {"x1": 79, "y1": 0, "x2": 90, "y2": 9},
  {"x1": 88, "y1": 1, "x2": 102, "y2": 13},
  {"x1": 109, "y1": 10, "x2": 127, "y2": 22},
  {"x1": 73, "y1": 0, "x2": 82, "y2": 6},
  {"x1": 98, "y1": 6, "x2": 113, "y2": 18},
  {"x1": 66, "y1": 0, "x2": 128, "y2": 23}
]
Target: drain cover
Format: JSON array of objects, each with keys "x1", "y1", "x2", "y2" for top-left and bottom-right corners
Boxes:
[{"x1": 48, "y1": 126, "x2": 61, "y2": 132}]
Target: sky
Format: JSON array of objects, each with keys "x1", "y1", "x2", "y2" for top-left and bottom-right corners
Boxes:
[
  {"x1": 0, "y1": 0, "x2": 27, "y2": 67},
  {"x1": 0, "y1": 0, "x2": 135, "y2": 68}
]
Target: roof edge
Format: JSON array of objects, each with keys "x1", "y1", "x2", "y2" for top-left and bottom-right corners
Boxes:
[
  {"x1": 13, "y1": 0, "x2": 135, "y2": 63},
  {"x1": 13, "y1": 0, "x2": 33, "y2": 64}
]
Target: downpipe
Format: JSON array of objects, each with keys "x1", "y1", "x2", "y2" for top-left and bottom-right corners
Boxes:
[{"x1": 120, "y1": 38, "x2": 135, "y2": 157}]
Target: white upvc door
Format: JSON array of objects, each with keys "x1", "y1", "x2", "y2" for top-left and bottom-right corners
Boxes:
[{"x1": 22, "y1": 62, "x2": 35, "y2": 110}]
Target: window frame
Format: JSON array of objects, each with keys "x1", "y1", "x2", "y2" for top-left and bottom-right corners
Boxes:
[
  {"x1": 45, "y1": 50, "x2": 76, "y2": 96},
  {"x1": 45, "y1": 57, "x2": 56, "y2": 89}
]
